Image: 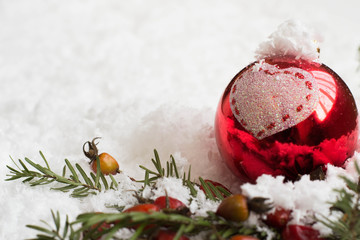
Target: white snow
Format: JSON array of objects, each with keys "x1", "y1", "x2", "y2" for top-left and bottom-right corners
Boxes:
[
  {"x1": 241, "y1": 163, "x2": 353, "y2": 236},
  {"x1": 142, "y1": 177, "x2": 219, "y2": 217},
  {"x1": 142, "y1": 177, "x2": 192, "y2": 205},
  {"x1": 255, "y1": 19, "x2": 321, "y2": 61},
  {"x1": 1, "y1": 1, "x2": 360, "y2": 239}
]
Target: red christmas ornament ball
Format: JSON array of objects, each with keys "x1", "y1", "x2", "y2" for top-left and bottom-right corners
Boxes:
[{"x1": 215, "y1": 56, "x2": 358, "y2": 183}]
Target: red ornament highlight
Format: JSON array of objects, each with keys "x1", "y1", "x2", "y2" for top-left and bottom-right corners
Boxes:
[{"x1": 215, "y1": 56, "x2": 358, "y2": 183}]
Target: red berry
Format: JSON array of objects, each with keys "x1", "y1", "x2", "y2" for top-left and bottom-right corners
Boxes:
[
  {"x1": 216, "y1": 194, "x2": 249, "y2": 222},
  {"x1": 83, "y1": 138, "x2": 120, "y2": 175},
  {"x1": 90, "y1": 152, "x2": 120, "y2": 175},
  {"x1": 264, "y1": 207, "x2": 292, "y2": 230},
  {"x1": 230, "y1": 235, "x2": 259, "y2": 240},
  {"x1": 153, "y1": 229, "x2": 189, "y2": 240},
  {"x1": 122, "y1": 204, "x2": 160, "y2": 230},
  {"x1": 123, "y1": 203, "x2": 160, "y2": 213},
  {"x1": 154, "y1": 196, "x2": 186, "y2": 210},
  {"x1": 281, "y1": 225, "x2": 324, "y2": 240}
]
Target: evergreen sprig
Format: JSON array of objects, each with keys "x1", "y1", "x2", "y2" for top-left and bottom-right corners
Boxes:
[
  {"x1": 6, "y1": 151, "x2": 118, "y2": 198},
  {"x1": 27, "y1": 209, "x2": 266, "y2": 240},
  {"x1": 16, "y1": 149, "x2": 360, "y2": 239},
  {"x1": 18, "y1": 150, "x2": 249, "y2": 240},
  {"x1": 317, "y1": 162, "x2": 360, "y2": 240},
  {"x1": 75, "y1": 210, "x2": 266, "y2": 240},
  {"x1": 26, "y1": 210, "x2": 80, "y2": 240},
  {"x1": 138, "y1": 150, "x2": 231, "y2": 201}
]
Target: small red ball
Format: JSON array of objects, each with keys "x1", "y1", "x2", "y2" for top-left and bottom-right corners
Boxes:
[{"x1": 215, "y1": 57, "x2": 358, "y2": 183}]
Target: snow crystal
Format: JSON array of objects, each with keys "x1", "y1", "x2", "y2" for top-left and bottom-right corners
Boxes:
[{"x1": 255, "y1": 19, "x2": 321, "y2": 61}]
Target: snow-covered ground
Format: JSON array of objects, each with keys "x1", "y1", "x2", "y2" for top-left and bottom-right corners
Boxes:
[{"x1": 1, "y1": 1, "x2": 360, "y2": 239}]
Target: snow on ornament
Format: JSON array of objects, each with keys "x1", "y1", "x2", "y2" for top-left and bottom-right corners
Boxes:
[{"x1": 215, "y1": 20, "x2": 358, "y2": 183}]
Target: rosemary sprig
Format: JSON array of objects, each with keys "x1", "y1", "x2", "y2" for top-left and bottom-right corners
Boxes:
[
  {"x1": 76, "y1": 211, "x2": 263, "y2": 239},
  {"x1": 6, "y1": 152, "x2": 118, "y2": 198},
  {"x1": 9, "y1": 141, "x2": 360, "y2": 240},
  {"x1": 27, "y1": 210, "x2": 265, "y2": 240},
  {"x1": 26, "y1": 210, "x2": 80, "y2": 240},
  {"x1": 138, "y1": 150, "x2": 231, "y2": 201},
  {"x1": 317, "y1": 161, "x2": 360, "y2": 239},
  {"x1": 6, "y1": 149, "x2": 231, "y2": 201}
]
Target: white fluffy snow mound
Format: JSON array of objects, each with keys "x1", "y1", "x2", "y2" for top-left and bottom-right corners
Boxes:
[{"x1": 255, "y1": 19, "x2": 321, "y2": 61}]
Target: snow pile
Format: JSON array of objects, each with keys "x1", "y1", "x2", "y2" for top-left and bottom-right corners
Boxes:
[
  {"x1": 142, "y1": 177, "x2": 219, "y2": 216},
  {"x1": 241, "y1": 161, "x2": 357, "y2": 236},
  {"x1": 255, "y1": 19, "x2": 321, "y2": 61}
]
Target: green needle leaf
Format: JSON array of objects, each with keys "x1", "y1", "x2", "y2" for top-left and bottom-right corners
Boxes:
[
  {"x1": 185, "y1": 179, "x2": 197, "y2": 197},
  {"x1": 171, "y1": 155, "x2": 179, "y2": 178},
  {"x1": 62, "y1": 215, "x2": 70, "y2": 238},
  {"x1": 129, "y1": 222, "x2": 147, "y2": 240},
  {"x1": 217, "y1": 186, "x2": 232, "y2": 198},
  {"x1": 144, "y1": 170, "x2": 150, "y2": 187},
  {"x1": 65, "y1": 159, "x2": 80, "y2": 183},
  {"x1": 5, "y1": 175, "x2": 23, "y2": 181},
  {"x1": 166, "y1": 161, "x2": 170, "y2": 177},
  {"x1": 19, "y1": 159, "x2": 30, "y2": 172},
  {"x1": 207, "y1": 181, "x2": 225, "y2": 200},
  {"x1": 174, "y1": 224, "x2": 186, "y2": 240},
  {"x1": 138, "y1": 165, "x2": 159, "y2": 176},
  {"x1": 39, "y1": 151, "x2": 51, "y2": 170},
  {"x1": 51, "y1": 184, "x2": 77, "y2": 192},
  {"x1": 187, "y1": 165, "x2": 191, "y2": 181},
  {"x1": 51, "y1": 210, "x2": 60, "y2": 231},
  {"x1": 22, "y1": 176, "x2": 35, "y2": 183},
  {"x1": 75, "y1": 164, "x2": 93, "y2": 187},
  {"x1": 62, "y1": 165, "x2": 67, "y2": 177},
  {"x1": 25, "y1": 158, "x2": 52, "y2": 175},
  {"x1": 6, "y1": 165, "x2": 20, "y2": 174},
  {"x1": 95, "y1": 159, "x2": 101, "y2": 188},
  {"x1": 109, "y1": 174, "x2": 118, "y2": 189},
  {"x1": 199, "y1": 177, "x2": 216, "y2": 201},
  {"x1": 26, "y1": 225, "x2": 54, "y2": 235},
  {"x1": 100, "y1": 174, "x2": 109, "y2": 190}
]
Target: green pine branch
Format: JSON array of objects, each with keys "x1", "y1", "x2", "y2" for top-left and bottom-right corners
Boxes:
[
  {"x1": 5, "y1": 149, "x2": 231, "y2": 202},
  {"x1": 24, "y1": 148, "x2": 360, "y2": 240},
  {"x1": 75, "y1": 210, "x2": 265, "y2": 239},
  {"x1": 317, "y1": 161, "x2": 360, "y2": 239},
  {"x1": 138, "y1": 150, "x2": 231, "y2": 201},
  {"x1": 20, "y1": 150, "x2": 247, "y2": 240},
  {"x1": 8, "y1": 139, "x2": 360, "y2": 240},
  {"x1": 27, "y1": 209, "x2": 266, "y2": 240},
  {"x1": 26, "y1": 210, "x2": 80, "y2": 240},
  {"x1": 6, "y1": 152, "x2": 118, "y2": 198}
]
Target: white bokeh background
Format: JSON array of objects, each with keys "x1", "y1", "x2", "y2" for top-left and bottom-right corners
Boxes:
[{"x1": 0, "y1": 1, "x2": 360, "y2": 239}]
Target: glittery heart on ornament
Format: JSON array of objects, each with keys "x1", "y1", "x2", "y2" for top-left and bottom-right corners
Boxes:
[{"x1": 230, "y1": 62, "x2": 319, "y2": 139}]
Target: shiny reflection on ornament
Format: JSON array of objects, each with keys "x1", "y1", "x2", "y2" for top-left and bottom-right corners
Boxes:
[
  {"x1": 311, "y1": 70, "x2": 337, "y2": 121},
  {"x1": 215, "y1": 57, "x2": 358, "y2": 183}
]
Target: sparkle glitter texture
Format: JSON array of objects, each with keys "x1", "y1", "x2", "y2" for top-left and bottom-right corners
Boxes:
[{"x1": 230, "y1": 62, "x2": 319, "y2": 139}]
